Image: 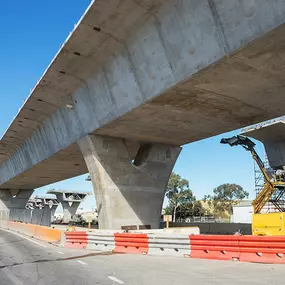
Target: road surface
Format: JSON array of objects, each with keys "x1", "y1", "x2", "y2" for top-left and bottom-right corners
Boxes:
[{"x1": 0, "y1": 229, "x2": 284, "y2": 284}]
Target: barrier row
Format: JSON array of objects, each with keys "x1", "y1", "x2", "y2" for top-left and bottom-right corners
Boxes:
[
  {"x1": 64, "y1": 232, "x2": 285, "y2": 264},
  {"x1": 7, "y1": 221, "x2": 62, "y2": 243},
  {"x1": 190, "y1": 235, "x2": 285, "y2": 264},
  {"x1": 5, "y1": 223, "x2": 285, "y2": 264},
  {"x1": 64, "y1": 231, "x2": 191, "y2": 257}
]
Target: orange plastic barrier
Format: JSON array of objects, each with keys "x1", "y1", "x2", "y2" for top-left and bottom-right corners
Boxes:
[
  {"x1": 65, "y1": 231, "x2": 88, "y2": 248},
  {"x1": 238, "y1": 236, "x2": 285, "y2": 264},
  {"x1": 190, "y1": 235, "x2": 240, "y2": 261},
  {"x1": 34, "y1": 226, "x2": 61, "y2": 243},
  {"x1": 114, "y1": 233, "x2": 149, "y2": 254},
  {"x1": 8, "y1": 221, "x2": 37, "y2": 237},
  {"x1": 8, "y1": 221, "x2": 62, "y2": 243}
]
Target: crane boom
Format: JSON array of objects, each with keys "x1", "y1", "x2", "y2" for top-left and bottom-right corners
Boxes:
[{"x1": 221, "y1": 135, "x2": 285, "y2": 214}]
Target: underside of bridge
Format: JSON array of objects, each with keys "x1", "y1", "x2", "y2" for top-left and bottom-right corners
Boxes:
[{"x1": 0, "y1": 144, "x2": 87, "y2": 190}]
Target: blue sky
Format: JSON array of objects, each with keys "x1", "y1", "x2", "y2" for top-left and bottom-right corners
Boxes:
[{"x1": 0, "y1": 1, "x2": 266, "y2": 212}]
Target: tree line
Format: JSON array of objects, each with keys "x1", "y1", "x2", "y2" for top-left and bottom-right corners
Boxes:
[{"x1": 164, "y1": 172, "x2": 249, "y2": 222}]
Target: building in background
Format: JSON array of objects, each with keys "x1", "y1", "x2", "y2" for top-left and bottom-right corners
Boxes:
[{"x1": 232, "y1": 200, "x2": 253, "y2": 224}]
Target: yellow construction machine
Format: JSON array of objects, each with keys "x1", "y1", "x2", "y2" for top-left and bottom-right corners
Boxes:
[{"x1": 221, "y1": 135, "x2": 285, "y2": 236}]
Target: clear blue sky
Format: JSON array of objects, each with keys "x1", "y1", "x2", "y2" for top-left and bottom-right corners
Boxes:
[{"x1": 0, "y1": 1, "x2": 266, "y2": 212}]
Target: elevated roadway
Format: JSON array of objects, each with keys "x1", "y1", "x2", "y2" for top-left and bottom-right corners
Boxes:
[{"x1": 2, "y1": 0, "x2": 285, "y2": 228}]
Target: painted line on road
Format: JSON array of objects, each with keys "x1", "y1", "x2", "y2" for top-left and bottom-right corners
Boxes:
[
  {"x1": 108, "y1": 276, "x2": 124, "y2": 284},
  {"x1": 0, "y1": 260, "x2": 25, "y2": 285},
  {"x1": 0, "y1": 228, "x2": 47, "y2": 248},
  {"x1": 77, "y1": 260, "x2": 88, "y2": 265},
  {"x1": 57, "y1": 251, "x2": 64, "y2": 255}
]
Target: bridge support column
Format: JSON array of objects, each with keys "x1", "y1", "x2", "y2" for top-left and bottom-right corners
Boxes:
[
  {"x1": 78, "y1": 135, "x2": 181, "y2": 230},
  {"x1": 50, "y1": 206, "x2": 58, "y2": 223},
  {"x1": 0, "y1": 190, "x2": 33, "y2": 222},
  {"x1": 60, "y1": 202, "x2": 81, "y2": 224},
  {"x1": 47, "y1": 191, "x2": 88, "y2": 224}
]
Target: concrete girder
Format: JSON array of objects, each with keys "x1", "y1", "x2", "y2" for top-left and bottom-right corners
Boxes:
[
  {"x1": 78, "y1": 134, "x2": 181, "y2": 230},
  {"x1": 0, "y1": 143, "x2": 87, "y2": 190}
]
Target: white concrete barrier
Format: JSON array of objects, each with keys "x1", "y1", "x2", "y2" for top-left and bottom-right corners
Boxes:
[
  {"x1": 148, "y1": 233, "x2": 191, "y2": 257},
  {"x1": 86, "y1": 232, "x2": 116, "y2": 251}
]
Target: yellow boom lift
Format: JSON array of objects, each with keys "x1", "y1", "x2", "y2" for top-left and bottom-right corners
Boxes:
[{"x1": 221, "y1": 135, "x2": 285, "y2": 236}]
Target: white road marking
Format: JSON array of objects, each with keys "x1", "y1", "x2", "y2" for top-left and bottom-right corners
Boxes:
[
  {"x1": 77, "y1": 260, "x2": 88, "y2": 265},
  {"x1": 108, "y1": 276, "x2": 124, "y2": 284},
  {"x1": 57, "y1": 251, "x2": 64, "y2": 255},
  {"x1": 0, "y1": 260, "x2": 25, "y2": 285},
  {"x1": 0, "y1": 228, "x2": 47, "y2": 248}
]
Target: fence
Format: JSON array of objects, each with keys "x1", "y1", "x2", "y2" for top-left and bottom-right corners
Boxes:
[
  {"x1": 9, "y1": 208, "x2": 51, "y2": 227},
  {"x1": 162, "y1": 222, "x2": 252, "y2": 235}
]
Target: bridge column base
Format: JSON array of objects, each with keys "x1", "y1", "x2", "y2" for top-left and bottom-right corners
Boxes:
[
  {"x1": 78, "y1": 135, "x2": 181, "y2": 230},
  {"x1": 61, "y1": 201, "x2": 81, "y2": 224},
  {"x1": 0, "y1": 189, "x2": 33, "y2": 221}
]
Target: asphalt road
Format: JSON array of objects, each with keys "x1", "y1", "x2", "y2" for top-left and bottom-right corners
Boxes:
[{"x1": 0, "y1": 229, "x2": 284, "y2": 285}]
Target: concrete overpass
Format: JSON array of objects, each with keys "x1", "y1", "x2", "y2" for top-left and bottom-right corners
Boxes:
[{"x1": 1, "y1": 0, "x2": 285, "y2": 229}]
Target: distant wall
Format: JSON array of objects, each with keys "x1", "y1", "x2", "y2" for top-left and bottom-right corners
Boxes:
[
  {"x1": 9, "y1": 208, "x2": 51, "y2": 227},
  {"x1": 161, "y1": 222, "x2": 252, "y2": 235}
]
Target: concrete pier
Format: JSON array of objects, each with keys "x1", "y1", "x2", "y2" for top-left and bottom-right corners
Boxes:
[
  {"x1": 42, "y1": 196, "x2": 59, "y2": 222},
  {"x1": 0, "y1": 190, "x2": 33, "y2": 221},
  {"x1": 2, "y1": 1, "x2": 285, "y2": 230},
  {"x1": 47, "y1": 190, "x2": 88, "y2": 223},
  {"x1": 78, "y1": 135, "x2": 181, "y2": 230},
  {"x1": 28, "y1": 195, "x2": 60, "y2": 223}
]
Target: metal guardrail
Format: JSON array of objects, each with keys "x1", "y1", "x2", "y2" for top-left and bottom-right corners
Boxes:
[{"x1": 241, "y1": 116, "x2": 285, "y2": 134}]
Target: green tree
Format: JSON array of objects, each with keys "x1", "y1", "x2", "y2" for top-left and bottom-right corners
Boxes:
[
  {"x1": 203, "y1": 183, "x2": 249, "y2": 218},
  {"x1": 193, "y1": 201, "x2": 205, "y2": 217},
  {"x1": 165, "y1": 172, "x2": 204, "y2": 221}
]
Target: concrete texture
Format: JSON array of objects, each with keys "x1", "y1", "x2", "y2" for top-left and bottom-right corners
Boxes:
[
  {"x1": 0, "y1": 189, "x2": 33, "y2": 211},
  {"x1": 8, "y1": 207, "x2": 52, "y2": 227},
  {"x1": 43, "y1": 197, "x2": 59, "y2": 223},
  {"x1": 0, "y1": 189, "x2": 33, "y2": 224},
  {"x1": 0, "y1": 143, "x2": 87, "y2": 190},
  {"x1": 243, "y1": 121, "x2": 285, "y2": 169},
  {"x1": 47, "y1": 190, "x2": 88, "y2": 223},
  {"x1": 2, "y1": 1, "x2": 285, "y2": 189},
  {"x1": 31, "y1": 195, "x2": 59, "y2": 222},
  {"x1": 78, "y1": 135, "x2": 181, "y2": 229},
  {"x1": 1, "y1": 229, "x2": 285, "y2": 285},
  {"x1": 26, "y1": 198, "x2": 45, "y2": 209}
]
